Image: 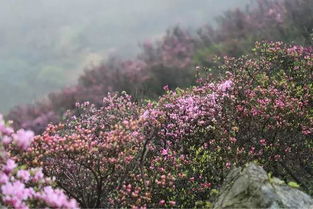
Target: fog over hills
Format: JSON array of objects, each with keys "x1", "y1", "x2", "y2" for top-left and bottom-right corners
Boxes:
[{"x1": 0, "y1": 0, "x2": 250, "y2": 113}]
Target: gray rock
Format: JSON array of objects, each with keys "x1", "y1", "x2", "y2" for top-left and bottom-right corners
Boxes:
[{"x1": 213, "y1": 163, "x2": 313, "y2": 209}]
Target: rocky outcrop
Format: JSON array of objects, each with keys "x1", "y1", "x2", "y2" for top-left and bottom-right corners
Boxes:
[{"x1": 213, "y1": 163, "x2": 313, "y2": 209}]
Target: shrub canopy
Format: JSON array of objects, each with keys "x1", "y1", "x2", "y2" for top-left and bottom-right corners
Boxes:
[{"x1": 24, "y1": 42, "x2": 313, "y2": 208}]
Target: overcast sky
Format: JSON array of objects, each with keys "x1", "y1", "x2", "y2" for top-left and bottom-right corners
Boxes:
[{"x1": 0, "y1": 0, "x2": 251, "y2": 113}]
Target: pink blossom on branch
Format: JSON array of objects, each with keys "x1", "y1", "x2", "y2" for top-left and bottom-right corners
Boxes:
[{"x1": 13, "y1": 129, "x2": 34, "y2": 150}]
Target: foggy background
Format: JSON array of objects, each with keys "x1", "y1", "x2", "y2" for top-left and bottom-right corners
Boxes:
[{"x1": 0, "y1": 0, "x2": 250, "y2": 113}]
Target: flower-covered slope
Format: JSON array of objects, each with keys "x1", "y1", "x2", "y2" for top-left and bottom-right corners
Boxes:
[{"x1": 22, "y1": 42, "x2": 313, "y2": 208}]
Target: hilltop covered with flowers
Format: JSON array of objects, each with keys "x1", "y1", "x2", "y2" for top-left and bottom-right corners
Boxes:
[
  {"x1": 13, "y1": 42, "x2": 312, "y2": 208},
  {"x1": 1, "y1": 0, "x2": 312, "y2": 208},
  {"x1": 6, "y1": 0, "x2": 313, "y2": 134}
]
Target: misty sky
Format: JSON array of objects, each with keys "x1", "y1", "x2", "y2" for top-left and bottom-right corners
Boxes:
[{"x1": 0, "y1": 0, "x2": 251, "y2": 113}]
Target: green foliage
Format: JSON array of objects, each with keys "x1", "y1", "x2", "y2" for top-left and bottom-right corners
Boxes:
[{"x1": 288, "y1": 181, "x2": 300, "y2": 188}]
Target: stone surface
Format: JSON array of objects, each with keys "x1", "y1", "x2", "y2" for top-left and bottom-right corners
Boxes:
[{"x1": 213, "y1": 163, "x2": 313, "y2": 209}]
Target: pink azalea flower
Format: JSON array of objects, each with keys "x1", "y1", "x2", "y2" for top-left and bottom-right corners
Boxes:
[
  {"x1": 32, "y1": 168, "x2": 44, "y2": 182},
  {"x1": 259, "y1": 139, "x2": 267, "y2": 146},
  {"x1": 13, "y1": 129, "x2": 34, "y2": 150},
  {"x1": 218, "y1": 80, "x2": 233, "y2": 92},
  {"x1": 163, "y1": 85, "x2": 169, "y2": 91},
  {"x1": 3, "y1": 159, "x2": 17, "y2": 174},
  {"x1": 161, "y1": 149, "x2": 168, "y2": 156},
  {"x1": 2, "y1": 136, "x2": 12, "y2": 145},
  {"x1": 1, "y1": 181, "x2": 32, "y2": 208},
  {"x1": 159, "y1": 200, "x2": 166, "y2": 205},
  {"x1": 169, "y1": 201, "x2": 176, "y2": 206},
  {"x1": 17, "y1": 170, "x2": 31, "y2": 182},
  {"x1": 140, "y1": 110, "x2": 150, "y2": 120},
  {"x1": 40, "y1": 186, "x2": 78, "y2": 208},
  {"x1": 0, "y1": 173, "x2": 9, "y2": 184},
  {"x1": 229, "y1": 137, "x2": 237, "y2": 143}
]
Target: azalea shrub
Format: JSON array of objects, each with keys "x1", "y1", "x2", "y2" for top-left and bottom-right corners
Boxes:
[
  {"x1": 22, "y1": 42, "x2": 313, "y2": 208},
  {"x1": 197, "y1": 41, "x2": 313, "y2": 190},
  {"x1": 22, "y1": 93, "x2": 145, "y2": 208},
  {"x1": 0, "y1": 114, "x2": 77, "y2": 209}
]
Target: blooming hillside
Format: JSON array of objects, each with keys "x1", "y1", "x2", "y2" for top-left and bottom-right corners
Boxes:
[
  {"x1": 7, "y1": 0, "x2": 313, "y2": 135},
  {"x1": 17, "y1": 42, "x2": 313, "y2": 208}
]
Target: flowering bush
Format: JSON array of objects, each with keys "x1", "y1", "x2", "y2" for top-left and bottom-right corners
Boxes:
[
  {"x1": 0, "y1": 115, "x2": 77, "y2": 208},
  {"x1": 23, "y1": 42, "x2": 313, "y2": 208},
  {"x1": 22, "y1": 93, "x2": 144, "y2": 208},
  {"x1": 202, "y1": 41, "x2": 313, "y2": 189}
]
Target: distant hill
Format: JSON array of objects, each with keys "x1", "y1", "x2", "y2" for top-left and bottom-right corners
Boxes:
[{"x1": 0, "y1": 0, "x2": 250, "y2": 113}]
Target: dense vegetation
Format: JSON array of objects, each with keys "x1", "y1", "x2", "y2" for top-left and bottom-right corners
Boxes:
[
  {"x1": 6, "y1": 0, "x2": 313, "y2": 134},
  {"x1": 18, "y1": 42, "x2": 313, "y2": 208},
  {"x1": 0, "y1": 0, "x2": 312, "y2": 208}
]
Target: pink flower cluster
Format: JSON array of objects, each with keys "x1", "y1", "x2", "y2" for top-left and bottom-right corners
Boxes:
[{"x1": 0, "y1": 114, "x2": 78, "y2": 209}]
